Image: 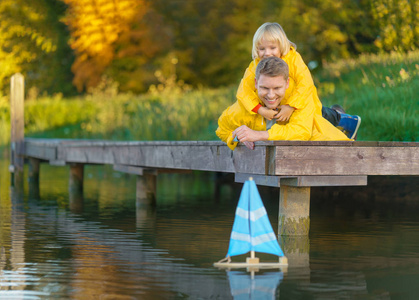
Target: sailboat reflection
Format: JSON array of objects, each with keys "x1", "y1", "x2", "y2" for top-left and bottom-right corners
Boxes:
[{"x1": 227, "y1": 270, "x2": 283, "y2": 299}]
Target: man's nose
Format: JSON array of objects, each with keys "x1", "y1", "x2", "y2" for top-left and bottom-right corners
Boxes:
[{"x1": 268, "y1": 90, "x2": 275, "y2": 98}]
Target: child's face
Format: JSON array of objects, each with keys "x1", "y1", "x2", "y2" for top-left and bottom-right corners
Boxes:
[
  {"x1": 257, "y1": 39, "x2": 281, "y2": 59},
  {"x1": 255, "y1": 74, "x2": 289, "y2": 110}
]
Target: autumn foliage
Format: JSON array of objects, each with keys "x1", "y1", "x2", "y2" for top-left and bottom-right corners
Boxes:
[
  {"x1": 61, "y1": 0, "x2": 146, "y2": 92},
  {"x1": 1, "y1": 0, "x2": 418, "y2": 96}
]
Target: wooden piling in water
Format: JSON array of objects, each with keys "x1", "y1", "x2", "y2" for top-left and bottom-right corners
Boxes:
[
  {"x1": 136, "y1": 172, "x2": 157, "y2": 206},
  {"x1": 10, "y1": 73, "x2": 25, "y2": 188},
  {"x1": 278, "y1": 185, "x2": 311, "y2": 236}
]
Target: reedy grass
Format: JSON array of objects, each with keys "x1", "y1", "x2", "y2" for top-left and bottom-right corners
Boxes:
[{"x1": 0, "y1": 87, "x2": 236, "y2": 145}]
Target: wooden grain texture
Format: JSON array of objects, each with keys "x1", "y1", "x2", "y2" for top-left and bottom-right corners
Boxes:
[
  {"x1": 273, "y1": 146, "x2": 419, "y2": 175},
  {"x1": 51, "y1": 142, "x2": 268, "y2": 174},
  {"x1": 23, "y1": 139, "x2": 419, "y2": 177},
  {"x1": 25, "y1": 142, "x2": 56, "y2": 161},
  {"x1": 235, "y1": 173, "x2": 368, "y2": 187},
  {"x1": 10, "y1": 73, "x2": 25, "y2": 186}
]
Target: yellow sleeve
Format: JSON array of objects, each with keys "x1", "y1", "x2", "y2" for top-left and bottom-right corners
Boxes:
[
  {"x1": 215, "y1": 105, "x2": 240, "y2": 150},
  {"x1": 267, "y1": 94, "x2": 314, "y2": 141},
  {"x1": 284, "y1": 50, "x2": 318, "y2": 111},
  {"x1": 236, "y1": 60, "x2": 261, "y2": 115}
]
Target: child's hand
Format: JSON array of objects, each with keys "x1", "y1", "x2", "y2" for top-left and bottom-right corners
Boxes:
[
  {"x1": 274, "y1": 105, "x2": 295, "y2": 122},
  {"x1": 258, "y1": 106, "x2": 278, "y2": 120}
]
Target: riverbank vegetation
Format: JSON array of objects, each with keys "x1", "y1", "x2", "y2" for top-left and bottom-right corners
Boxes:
[
  {"x1": 317, "y1": 51, "x2": 418, "y2": 141},
  {"x1": 0, "y1": 50, "x2": 417, "y2": 145},
  {"x1": 1, "y1": 0, "x2": 418, "y2": 96}
]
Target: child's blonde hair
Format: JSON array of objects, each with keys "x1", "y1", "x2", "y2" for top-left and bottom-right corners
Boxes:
[{"x1": 252, "y1": 22, "x2": 296, "y2": 60}]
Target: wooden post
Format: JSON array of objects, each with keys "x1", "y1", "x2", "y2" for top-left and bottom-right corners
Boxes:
[
  {"x1": 278, "y1": 185, "x2": 310, "y2": 236},
  {"x1": 136, "y1": 172, "x2": 156, "y2": 206},
  {"x1": 10, "y1": 73, "x2": 25, "y2": 187},
  {"x1": 28, "y1": 158, "x2": 40, "y2": 199},
  {"x1": 69, "y1": 163, "x2": 84, "y2": 200},
  {"x1": 279, "y1": 236, "x2": 310, "y2": 279}
]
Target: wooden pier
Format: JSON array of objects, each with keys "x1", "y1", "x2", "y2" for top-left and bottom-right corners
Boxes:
[{"x1": 9, "y1": 73, "x2": 419, "y2": 236}]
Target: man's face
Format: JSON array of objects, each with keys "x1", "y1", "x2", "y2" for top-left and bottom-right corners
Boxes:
[{"x1": 255, "y1": 74, "x2": 289, "y2": 110}]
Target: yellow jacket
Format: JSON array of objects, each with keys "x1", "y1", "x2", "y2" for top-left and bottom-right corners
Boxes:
[
  {"x1": 216, "y1": 48, "x2": 350, "y2": 150},
  {"x1": 236, "y1": 47, "x2": 323, "y2": 115},
  {"x1": 216, "y1": 96, "x2": 350, "y2": 150}
]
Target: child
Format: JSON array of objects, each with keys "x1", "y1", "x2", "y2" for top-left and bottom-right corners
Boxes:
[{"x1": 237, "y1": 22, "x2": 361, "y2": 139}]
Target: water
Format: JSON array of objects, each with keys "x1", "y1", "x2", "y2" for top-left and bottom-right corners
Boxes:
[{"x1": 1, "y1": 149, "x2": 419, "y2": 299}]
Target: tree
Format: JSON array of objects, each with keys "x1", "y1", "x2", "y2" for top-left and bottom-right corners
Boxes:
[
  {"x1": 61, "y1": 0, "x2": 145, "y2": 92},
  {"x1": 0, "y1": 0, "x2": 72, "y2": 96},
  {"x1": 107, "y1": 5, "x2": 172, "y2": 93},
  {"x1": 371, "y1": 0, "x2": 419, "y2": 52}
]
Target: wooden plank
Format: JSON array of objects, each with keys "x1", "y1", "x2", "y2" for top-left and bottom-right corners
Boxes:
[
  {"x1": 258, "y1": 140, "x2": 419, "y2": 147},
  {"x1": 113, "y1": 164, "x2": 158, "y2": 176},
  {"x1": 235, "y1": 173, "x2": 282, "y2": 187},
  {"x1": 235, "y1": 173, "x2": 368, "y2": 187},
  {"x1": 279, "y1": 176, "x2": 367, "y2": 187},
  {"x1": 273, "y1": 146, "x2": 419, "y2": 175},
  {"x1": 59, "y1": 143, "x2": 267, "y2": 174},
  {"x1": 22, "y1": 139, "x2": 419, "y2": 176},
  {"x1": 25, "y1": 142, "x2": 57, "y2": 160},
  {"x1": 49, "y1": 160, "x2": 66, "y2": 166}
]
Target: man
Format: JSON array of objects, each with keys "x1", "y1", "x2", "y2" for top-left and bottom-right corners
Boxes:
[{"x1": 216, "y1": 57, "x2": 350, "y2": 150}]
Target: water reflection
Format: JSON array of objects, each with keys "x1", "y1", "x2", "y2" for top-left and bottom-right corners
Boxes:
[
  {"x1": 0, "y1": 151, "x2": 419, "y2": 299},
  {"x1": 227, "y1": 270, "x2": 283, "y2": 299},
  {"x1": 1, "y1": 188, "x2": 27, "y2": 298}
]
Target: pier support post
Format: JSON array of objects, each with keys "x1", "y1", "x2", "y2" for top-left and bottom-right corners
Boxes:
[
  {"x1": 279, "y1": 236, "x2": 310, "y2": 279},
  {"x1": 136, "y1": 172, "x2": 156, "y2": 206},
  {"x1": 10, "y1": 73, "x2": 25, "y2": 188},
  {"x1": 69, "y1": 163, "x2": 84, "y2": 199},
  {"x1": 28, "y1": 158, "x2": 40, "y2": 199},
  {"x1": 278, "y1": 185, "x2": 310, "y2": 236}
]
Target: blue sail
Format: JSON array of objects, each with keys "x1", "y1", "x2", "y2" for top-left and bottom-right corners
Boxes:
[{"x1": 226, "y1": 180, "x2": 284, "y2": 258}]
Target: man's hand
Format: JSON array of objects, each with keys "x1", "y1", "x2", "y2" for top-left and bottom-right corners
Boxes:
[
  {"x1": 243, "y1": 141, "x2": 255, "y2": 150},
  {"x1": 232, "y1": 125, "x2": 269, "y2": 147},
  {"x1": 274, "y1": 105, "x2": 295, "y2": 122}
]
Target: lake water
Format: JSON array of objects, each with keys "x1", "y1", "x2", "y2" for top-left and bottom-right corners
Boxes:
[{"x1": 1, "y1": 149, "x2": 419, "y2": 299}]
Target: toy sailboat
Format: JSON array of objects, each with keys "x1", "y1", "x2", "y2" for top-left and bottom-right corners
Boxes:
[{"x1": 214, "y1": 178, "x2": 288, "y2": 269}]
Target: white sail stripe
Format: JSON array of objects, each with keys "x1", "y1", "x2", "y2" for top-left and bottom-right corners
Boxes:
[
  {"x1": 236, "y1": 207, "x2": 267, "y2": 221},
  {"x1": 250, "y1": 207, "x2": 267, "y2": 221},
  {"x1": 231, "y1": 231, "x2": 251, "y2": 243},
  {"x1": 235, "y1": 207, "x2": 249, "y2": 219},
  {"x1": 231, "y1": 232, "x2": 277, "y2": 246},
  {"x1": 252, "y1": 233, "x2": 277, "y2": 246}
]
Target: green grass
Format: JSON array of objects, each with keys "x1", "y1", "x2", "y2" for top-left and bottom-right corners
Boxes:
[
  {"x1": 0, "y1": 51, "x2": 417, "y2": 145},
  {"x1": 316, "y1": 51, "x2": 419, "y2": 141}
]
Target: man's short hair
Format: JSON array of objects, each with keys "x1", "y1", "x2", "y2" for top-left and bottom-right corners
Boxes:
[{"x1": 255, "y1": 57, "x2": 289, "y2": 81}]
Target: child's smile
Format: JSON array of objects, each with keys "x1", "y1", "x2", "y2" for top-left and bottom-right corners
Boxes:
[{"x1": 257, "y1": 39, "x2": 281, "y2": 59}]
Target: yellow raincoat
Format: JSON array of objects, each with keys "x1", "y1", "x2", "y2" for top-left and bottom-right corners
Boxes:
[
  {"x1": 216, "y1": 48, "x2": 350, "y2": 150},
  {"x1": 236, "y1": 47, "x2": 322, "y2": 115}
]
